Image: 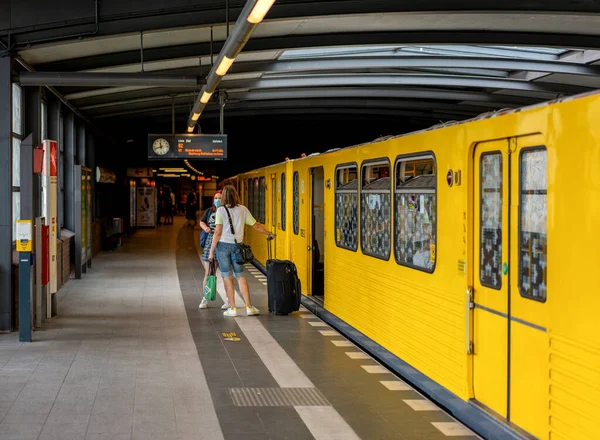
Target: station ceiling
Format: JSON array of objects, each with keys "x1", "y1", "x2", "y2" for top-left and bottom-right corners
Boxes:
[{"x1": 5, "y1": 0, "x2": 600, "y2": 139}]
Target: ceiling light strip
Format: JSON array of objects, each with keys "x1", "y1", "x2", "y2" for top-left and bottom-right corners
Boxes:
[{"x1": 186, "y1": 0, "x2": 277, "y2": 129}]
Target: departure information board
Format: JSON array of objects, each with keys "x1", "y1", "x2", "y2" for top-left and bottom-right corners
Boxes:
[{"x1": 148, "y1": 134, "x2": 227, "y2": 160}]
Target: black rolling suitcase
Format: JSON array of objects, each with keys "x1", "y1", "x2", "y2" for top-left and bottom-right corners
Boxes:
[{"x1": 266, "y1": 238, "x2": 301, "y2": 315}]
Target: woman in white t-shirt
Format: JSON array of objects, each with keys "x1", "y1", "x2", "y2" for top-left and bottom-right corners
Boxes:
[{"x1": 208, "y1": 185, "x2": 274, "y2": 317}]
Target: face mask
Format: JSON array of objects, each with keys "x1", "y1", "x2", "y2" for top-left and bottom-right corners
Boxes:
[{"x1": 214, "y1": 199, "x2": 221, "y2": 208}]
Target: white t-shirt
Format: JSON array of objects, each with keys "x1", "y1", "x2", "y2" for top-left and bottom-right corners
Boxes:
[{"x1": 215, "y1": 205, "x2": 256, "y2": 244}]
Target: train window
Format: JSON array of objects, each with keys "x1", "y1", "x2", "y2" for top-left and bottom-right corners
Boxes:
[
  {"x1": 293, "y1": 172, "x2": 299, "y2": 235},
  {"x1": 394, "y1": 154, "x2": 436, "y2": 272},
  {"x1": 360, "y1": 159, "x2": 391, "y2": 259},
  {"x1": 334, "y1": 164, "x2": 358, "y2": 251},
  {"x1": 271, "y1": 176, "x2": 276, "y2": 227},
  {"x1": 519, "y1": 148, "x2": 547, "y2": 302},
  {"x1": 258, "y1": 177, "x2": 266, "y2": 223},
  {"x1": 480, "y1": 153, "x2": 503, "y2": 289},
  {"x1": 281, "y1": 173, "x2": 286, "y2": 231},
  {"x1": 248, "y1": 179, "x2": 254, "y2": 216},
  {"x1": 253, "y1": 178, "x2": 259, "y2": 218}
]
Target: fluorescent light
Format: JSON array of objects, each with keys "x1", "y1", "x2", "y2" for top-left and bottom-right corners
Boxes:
[
  {"x1": 187, "y1": 126, "x2": 194, "y2": 133},
  {"x1": 191, "y1": 112, "x2": 200, "y2": 121},
  {"x1": 200, "y1": 91, "x2": 213, "y2": 104},
  {"x1": 216, "y1": 56, "x2": 235, "y2": 76},
  {"x1": 247, "y1": 0, "x2": 276, "y2": 23}
]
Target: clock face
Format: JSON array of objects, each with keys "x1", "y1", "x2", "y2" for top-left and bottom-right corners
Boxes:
[{"x1": 152, "y1": 138, "x2": 170, "y2": 155}]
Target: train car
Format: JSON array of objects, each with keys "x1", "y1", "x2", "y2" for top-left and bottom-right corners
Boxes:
[
  {"x1": 227, "y1": 91, "x2": 600, "y2": 440},
  {"x1": 220, "y1": 175, "x2": 239, "y2": 192}
]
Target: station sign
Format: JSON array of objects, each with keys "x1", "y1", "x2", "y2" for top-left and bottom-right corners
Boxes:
[
  {"x1": 127, "y1": 167, "x2": 153, "y2": 177},
  {"x1": 147, "y1": 134, "x2": 227, "y2": 160}
]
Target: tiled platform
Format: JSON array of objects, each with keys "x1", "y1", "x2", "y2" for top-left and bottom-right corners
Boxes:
[{"x1": 0, "y1": 218, "x2": 479, "y2": 440}]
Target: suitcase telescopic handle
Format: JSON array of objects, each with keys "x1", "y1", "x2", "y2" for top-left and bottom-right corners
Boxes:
[{"x1": 267, "y1": 235, "x2": 273, "y2": 260}]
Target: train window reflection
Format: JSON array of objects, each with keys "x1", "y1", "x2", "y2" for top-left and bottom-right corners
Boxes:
[
  {"x1": 519, "y1": 148, "x2": 547, "y2": 302},
  {"x1": 360, "y1": 160, "x2": 391, "y2": 260},
  {"x1": 334, "y1": 164, "x2": 358, "y2": 251},
  {"x1": 394, "y1": 155, "x2": 437, "y2": 273}
]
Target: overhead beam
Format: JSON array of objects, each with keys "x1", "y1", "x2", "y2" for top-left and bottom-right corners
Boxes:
[
  {"x1": 97, "y1": 105, "x2": 467, "y2": 122},
  {"x1": 7, "y1": 2, "x2": 600, "y2": 48},
  {"x1": 230, "y1": 56, "x2": 600, "y2": 77},
  {"x1": 94, "y1": 97, "x2": 483, "y2": 119},
  {"x1": 81, "y1": 86, "x2": 533, "y2": 114},
  {"x1": 219, "y1": 74, "x2": 586, "y2": 95},
  {"x1": 35, "y1": 31, "x2": 600, "y2": 73},
  {"x1": 16, "y1": 72, "x2": 204, "y2": 87},
  {"x1": 13, "y1": 56, "x2": 110, "y2": 140}
]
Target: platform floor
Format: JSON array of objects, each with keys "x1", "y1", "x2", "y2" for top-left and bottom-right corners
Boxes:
[{"x1": 0, "y1": 218, "x2": 478, "y2": 440}]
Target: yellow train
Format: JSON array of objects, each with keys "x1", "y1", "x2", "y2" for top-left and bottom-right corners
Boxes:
[{"x1": 222, "y1": 90, "x2": 600, "y2": 440}]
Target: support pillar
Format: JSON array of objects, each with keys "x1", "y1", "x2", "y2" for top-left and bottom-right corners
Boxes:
[
  {"x1": 19, "y1": 134, "x2": 34, "y2": 341},
  {"x1": 76, "y1": 121, "x2": 85, "y2": 167},
  {"x1": 86, "y1": 133, "x2": 96, "y2": 221},
  {"x1": 64, "y1": 112, "x2": 75, "y2": 232},
  {"x1": 0, "y1": 56, "x2": 13, "y2": 331},
  {"x1": 24, "y1": 88, "x2": 41, "y2": 218}
]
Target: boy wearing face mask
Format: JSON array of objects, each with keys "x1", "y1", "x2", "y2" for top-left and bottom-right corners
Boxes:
[{"x1": 199, "y1": 191, "x2": 227, "y2": 309}]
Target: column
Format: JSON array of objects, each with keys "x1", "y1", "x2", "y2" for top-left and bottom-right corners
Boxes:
[
  {"x1": 64, "y1": 112, "x2": 75, "y2": 231},
  {"x1": 86, "y1": 133, "x2": 96, "y2": 220},
  {"x1": 76, "y1": 121, "x2": 85, "y2": 166},
  {"x1": 0, "y1": 56, "x2": 13, "y2": 331}
]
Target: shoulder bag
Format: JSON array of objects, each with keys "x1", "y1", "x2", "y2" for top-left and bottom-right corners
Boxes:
[{"x1": 224, "y1": 207, "x2": 254, "y2": 264}]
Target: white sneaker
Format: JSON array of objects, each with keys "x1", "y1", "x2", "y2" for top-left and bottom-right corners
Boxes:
[
  {"x1": 199, "y1": 298, "x2": 208, "y2": 309},
  {"x1": 246, "y1": 306, "x2": 260, "y2": 316},
  {"x1": 221, "y1": 302, "x2": 230, "y2": 310},
  {"x1": 223, "y1": 308, "x2": 238, "y2": 317}
]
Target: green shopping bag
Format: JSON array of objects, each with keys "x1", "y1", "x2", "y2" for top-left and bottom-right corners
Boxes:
[{"x1": 204, "y1": 260, "x2": 217, "y2": 301}]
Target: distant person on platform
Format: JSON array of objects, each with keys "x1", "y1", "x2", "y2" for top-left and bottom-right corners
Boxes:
[
  {"x1": 164, "y1": 188, "x2": 174, "y2": 225},
  {"x1": 186, "y1": 190, "x2": 197, "y2": 228},
  {"x1": 179, "y1": 192, "x2": 187, "y2": 215}
]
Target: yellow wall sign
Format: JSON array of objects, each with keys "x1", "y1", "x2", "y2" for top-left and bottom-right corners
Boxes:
[{"x1": 16, "y1": 220, "x2": 33, "y2": 252}]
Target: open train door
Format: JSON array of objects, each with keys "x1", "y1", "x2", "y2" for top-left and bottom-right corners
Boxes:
[
  {"x1": 309, "y1": 167, "x2": 325, "y2": 300},
  {"x1": 472, "y1": 135, "x2": 549, "y2": 439}
]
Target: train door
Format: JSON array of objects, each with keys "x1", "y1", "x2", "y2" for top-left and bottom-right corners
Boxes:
[
  {"x1": 270, "y1": 173, "x2": 277, "y2": 258},
  {"x1": 472, "y1": 139, "x2": 510, "y2": 418},
  {"x1": 508, "y1": 135, "x2": 548, "y2": 439},
  {"x1": 472, "y1": 136, "x2": 548, "y2": 439},
  {"x1": 310, "y1": 167, "x2": 325, "y2": 299}
]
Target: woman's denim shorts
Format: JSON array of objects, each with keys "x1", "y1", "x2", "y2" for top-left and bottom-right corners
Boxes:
[{"x1": 215, "y1": 242, "x2": 245, "y2": 278}]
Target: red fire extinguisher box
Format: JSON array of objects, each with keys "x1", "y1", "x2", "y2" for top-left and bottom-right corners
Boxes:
[
  {"x1": 33, "y1": 147, "x2": 45, "y2": 174},
  {"x1": 41, "y1": 225, "x2": 50, "y2": 286}
]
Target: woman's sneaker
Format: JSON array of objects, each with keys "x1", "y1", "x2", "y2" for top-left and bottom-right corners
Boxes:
[
  {"x1": 223, "y1": 308, "x2": 237, "y2": 317},
  {"x1": 221, "y1": 302, "x2": 230, "y2": 310},
  {"x1": 246, "y1": 306, "x2": 260, "y2": 316},
  {"x1": 199, "y1": 298, "x2": 208, "y2": 309}
]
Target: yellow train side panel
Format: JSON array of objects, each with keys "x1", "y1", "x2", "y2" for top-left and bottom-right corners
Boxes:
[
  {"x1": 545, "y1": 97, "x2": 600, "y2": 440},
  {"x1": 226, "y1": 91, "x2": 600, "y2": 439},
  {"x1": 321, "y1": 130, "x2": 470, "y2": 400}
]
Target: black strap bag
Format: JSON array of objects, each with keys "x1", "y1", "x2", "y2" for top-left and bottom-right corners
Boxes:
[{"x1": 224, "y1": 207, "x2": 254, "y2": 264}]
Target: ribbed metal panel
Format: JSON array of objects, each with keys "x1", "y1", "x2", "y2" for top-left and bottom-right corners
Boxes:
[{"x1": 229, "y1": 387, "x2": 330, "y2": 406}]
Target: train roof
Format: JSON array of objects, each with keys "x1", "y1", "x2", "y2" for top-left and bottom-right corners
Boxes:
[{"x1": 226, "y1": 89, "x2": 600, "y2": 182}]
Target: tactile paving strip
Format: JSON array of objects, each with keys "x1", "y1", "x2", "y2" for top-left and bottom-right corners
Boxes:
[{"x1": 229, "y1": 387, "x2": 330, "y2": 407}]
